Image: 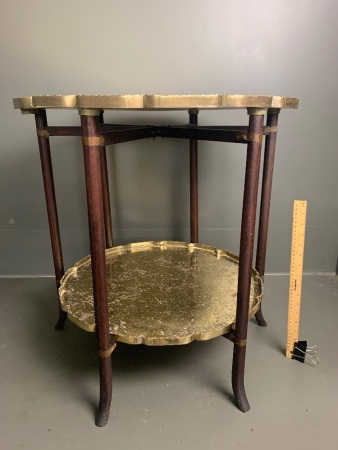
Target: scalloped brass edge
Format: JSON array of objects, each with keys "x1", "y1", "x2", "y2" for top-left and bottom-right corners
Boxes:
[
  {"x1": 13, "y1": 94, "x2": 299, "y2": 110},
  {"x1": 58, "y1": 253, "x2": 91, "y2": 309},
  {"x1": 59, "y1": 241, "x2": 263, "y2": 345},
  {"x1": 60, "y1": 296, "x2": 262, "y2": 345},
  {"x1": 77, "y1": 94, "x2": 145, "y2": 110},
  {"x1": 13, "y1": 95, "x2": 77, "y2": 110},
  {"x1": 114, "y1": 300, "x2": 262, "y2": 346}
]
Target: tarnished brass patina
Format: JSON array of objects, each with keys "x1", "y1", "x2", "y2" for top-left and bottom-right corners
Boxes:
[
  {"x1": 82, "y1": 136, "x2": 104, "y2": 147},
  {"x1": 13, "y1": 94, "x2": 299, "y2": 111},
  {"x1": 13, "y1": 94, "x2": 77, "y2": 110},
  {"x1": 98, "y1": 336, "x2": 118, "y2": 358},
  {"x1": 59, "y1": 241, "x2": 263, "y2": 346},
  {"x1": 36, "y1": 129, "x2": 49, "y2": 137}
]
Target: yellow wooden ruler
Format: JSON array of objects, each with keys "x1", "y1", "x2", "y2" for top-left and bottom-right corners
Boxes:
[{"x1": 286, "y1": 200, "x2": 307, "y2": 358}]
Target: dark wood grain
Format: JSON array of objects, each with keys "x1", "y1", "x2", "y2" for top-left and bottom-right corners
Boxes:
[
  {"x1": 232, "y1": 112, "x2": 264, "y2": 412},
  {"x1": 99, "y1": 112, "x2": 114, "y2": 249},
  {"x1": 189, "y1": 110, "x2": 199, "y2": 243},
  {"x1": 255, "y1": 109, "x2": 280, "y2": 326},
  {"x1": 34, "y1": 109, "x2": 67, "y2": 330},
  {"x1": 81, "y1": 114, "x2": 112, "y2": 427}
]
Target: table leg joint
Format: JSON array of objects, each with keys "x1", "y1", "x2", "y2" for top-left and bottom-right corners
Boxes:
[
  {"x1": 98, "y1": 335, "x2": 118, "y2": 358},
  {"x1": 37, "y1": 129, "x2": 50, "y2": 137},
  {"x1": 223, "y1": 331, "x2": 247, "y2": 347}
]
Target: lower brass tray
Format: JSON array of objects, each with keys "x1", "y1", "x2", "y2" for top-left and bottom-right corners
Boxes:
[{"x1": 59, "y1": 241, "x2": 263, "y2": 345}]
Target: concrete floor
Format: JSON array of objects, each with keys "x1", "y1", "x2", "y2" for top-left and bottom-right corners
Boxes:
[{"x1": 0, "y1": 274, "x2": 337, "y2": 450}]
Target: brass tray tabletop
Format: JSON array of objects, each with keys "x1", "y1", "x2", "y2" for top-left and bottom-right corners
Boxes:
[
  {"x1": 13, "y1": 94, "x2": 299, "y2": 111},
  {"x1": 59, "y1": 241, "x2": 263, "y2": 346}
]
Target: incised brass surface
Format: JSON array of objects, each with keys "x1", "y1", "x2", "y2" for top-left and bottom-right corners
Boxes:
[
  {"x1": 59, "y1": 241, "x2": 263, "y2": 346},
  {"x1": 13, "y1": 94, "x2": 299, "y2": 111}
]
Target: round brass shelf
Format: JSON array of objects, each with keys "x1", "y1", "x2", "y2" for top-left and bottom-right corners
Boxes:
[{"x1": 59, "y1": 241, "x2": 263, "y2": 345}]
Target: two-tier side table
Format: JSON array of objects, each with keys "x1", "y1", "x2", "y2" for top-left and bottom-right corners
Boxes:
[{"x1": 13, "y1": 94, "x2": 298, "y2": 426}]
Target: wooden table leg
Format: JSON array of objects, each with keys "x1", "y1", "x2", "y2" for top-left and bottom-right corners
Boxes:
[
  {"x1": 81, "y1": 111, "x2": 112, "y2": 427},
  {"x1": 232, "y1": 109, "x2": 265, "y2": 412},
  {"x1": 99, "y1": 112, "x2": 114, "y2": 249},
  {"x1": 255, "y1": 108, "x2": 280, "y2": 326},
  {"x1": 34, "y1": 109, "x2": 67, "y2": 330},
  {"x1": 189, "y1": 109, "x2": 199, "y2": 243}
]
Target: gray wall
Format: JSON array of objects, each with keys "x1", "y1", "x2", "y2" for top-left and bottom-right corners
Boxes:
[{"x1": 1, "y1": 0, "x2": 337, "y2": 275}]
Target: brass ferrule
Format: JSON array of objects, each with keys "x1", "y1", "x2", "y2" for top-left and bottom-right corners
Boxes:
[
  {"x1": 247, "y1": 107, "x2": 268, "y2": 116},
  {"x1": 82, "y1": 136, "x2": 104, "y2": 146},
  {"x1": 78, "y1": 108, "x2": 102, "y2": 117}
]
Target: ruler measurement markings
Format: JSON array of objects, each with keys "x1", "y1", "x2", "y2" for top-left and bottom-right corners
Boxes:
[{"x1": 286, "y1": 200, "x2": 307, "y2": 358}]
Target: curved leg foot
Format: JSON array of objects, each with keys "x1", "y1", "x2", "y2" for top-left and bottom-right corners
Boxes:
[
  {"x1": 232, "y1": 345, "x2": 250, "y2": 413},
  {"x1": 54, "y1": 308, "x2": 67, "y2": 331},
  {"x1": 95, "y1": 356, "x2": 113, "y2": 427},
  {"x1": 255, "y1": 305, "x2": 268, "y2": 327}
]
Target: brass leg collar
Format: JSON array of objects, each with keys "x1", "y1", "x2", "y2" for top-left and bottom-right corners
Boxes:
[
  {"x1": 223, "y1": 332, "x2": 247, "y2": 347},
  {"x1": 98, "y1": 336, "x2": 118, "y2": 358}
]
